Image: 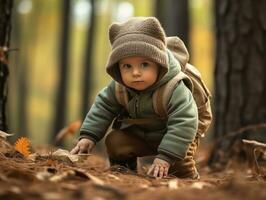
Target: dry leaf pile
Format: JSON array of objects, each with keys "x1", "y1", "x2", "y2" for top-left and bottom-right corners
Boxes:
[{"x1": 0, "y1": 134, "x2": 266, "y2": 200}]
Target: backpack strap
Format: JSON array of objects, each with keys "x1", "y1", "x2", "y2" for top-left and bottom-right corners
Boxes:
[
  {"x1": 115, "y1": 82, "x2": 129, "y2": 111},
  {"x1": 185, "y1": 64, "x2": 211, "y2": 98},
  {"x1": 184, "y1": 64, "x2": 212, "y2": 136},
  {"x1": 153, "y1": 71, "x2": 193, "y2": 118}
]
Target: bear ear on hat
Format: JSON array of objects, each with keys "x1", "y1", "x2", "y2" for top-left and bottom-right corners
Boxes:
[
  {"x1": 138, "y1": 17, "x2": 166, "y2": 44},
  {"x1": 109, "y1": 23, "x2": 121, "y2": 45}
]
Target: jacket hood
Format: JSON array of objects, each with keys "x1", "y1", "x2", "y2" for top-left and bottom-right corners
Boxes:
[
  {"x1": 107, "y1": 36, "x2": 190, "y2": 93},
  {"x1": 166, "y1": 36, "x2": 189, "y2": 69}
]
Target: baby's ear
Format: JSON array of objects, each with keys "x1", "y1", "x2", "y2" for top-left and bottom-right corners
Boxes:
[{"x1": 109, "y1": 23, "x2": 121, "y2": 45}]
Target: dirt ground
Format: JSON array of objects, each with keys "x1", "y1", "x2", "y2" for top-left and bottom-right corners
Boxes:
[{"x1": 0, "y1": 138, "x2": 266, "y2": 200}]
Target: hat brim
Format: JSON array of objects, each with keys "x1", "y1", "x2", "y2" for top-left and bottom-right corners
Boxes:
[{"x1": 106, "y1": 42, "x2": 168, "y2": 84}]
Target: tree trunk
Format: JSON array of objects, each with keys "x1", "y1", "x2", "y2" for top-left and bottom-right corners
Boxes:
[
  {"x1": 209, "y1": 0, "x2": 266, "y2": 167},
  {"x1": 0, "y1": 0, "x2": 13, "y2": 131},
  {"x1": 155, "y1": 0, "x2": 190, "y2": 49},
  {"x1": 52, "y1": 0, "x2": 71, "y2": 143},
  {"x1": 81, "y1": 0, "x2": 96, "y2": 118}
]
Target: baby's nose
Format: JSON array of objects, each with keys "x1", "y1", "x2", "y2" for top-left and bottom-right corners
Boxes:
[{"x1": 132, "y1": 68, "x2": 141, "y2": 76}]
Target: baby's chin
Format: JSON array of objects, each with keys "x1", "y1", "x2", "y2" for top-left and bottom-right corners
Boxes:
[{"x1": 129, "y1": 85, "x2": 152, "y2": 91}]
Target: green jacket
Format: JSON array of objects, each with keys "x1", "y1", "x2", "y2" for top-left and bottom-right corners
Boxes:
[{"x1": 80, "y1": 50, "x2": 198, "y2": 164}]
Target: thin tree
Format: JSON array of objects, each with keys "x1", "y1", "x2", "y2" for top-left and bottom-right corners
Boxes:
[
  {"x1": 0, "y1": 0, "x2": 13, "y2": 131},
  {"x1": 52, "y1": 0, "x2": 71, "y2": 143},
  {"x1": 209, "y1": 0, "x2": 266, "y2": 167},
  {"x1": 81, "y1": 0, "x2": 96, "y2": 118},
  {"x1": 155, "y1": 0, "x2": 190, "y2": 48}
]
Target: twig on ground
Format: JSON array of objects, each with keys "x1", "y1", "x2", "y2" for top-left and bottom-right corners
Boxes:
[{"x1": 242, "y1": 139, "x2": 266, "y2": 176}]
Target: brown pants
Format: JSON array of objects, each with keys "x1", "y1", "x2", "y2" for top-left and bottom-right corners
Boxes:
[{"x1": 105, "y1": 129, "x2": 199, "y2": 178}]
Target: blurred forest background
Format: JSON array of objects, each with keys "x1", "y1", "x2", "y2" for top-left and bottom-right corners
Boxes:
[{"x1": 7, "y1": 0, "x2": 214, "y2": 147}]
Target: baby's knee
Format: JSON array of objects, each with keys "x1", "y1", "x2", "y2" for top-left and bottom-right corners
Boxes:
[
  {"x1": 105, "y1": 130, "x2": 124, "y2": 147},
  {"x1": 105, "y1": 130, "x2": 135, "y2": 158}
]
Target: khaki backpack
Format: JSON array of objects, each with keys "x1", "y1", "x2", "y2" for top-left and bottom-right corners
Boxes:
[{"x1": 115, "y1": 37, "x2": 212, "y2": 137}]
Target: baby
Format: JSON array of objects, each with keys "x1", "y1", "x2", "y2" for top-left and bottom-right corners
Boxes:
[{"x1": 71, "y1": 17, "x2": 199, "y2": 179}]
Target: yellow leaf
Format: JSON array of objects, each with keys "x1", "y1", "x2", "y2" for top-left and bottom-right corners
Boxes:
[{"x1": 15, "y1": 137, "x2": 31, "y2": 157}]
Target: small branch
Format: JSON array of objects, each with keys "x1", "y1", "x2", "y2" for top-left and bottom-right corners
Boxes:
[
  {"x1": 242, "y1": 139, "x2": 266, "y2": 176},
  {"x1": 226, "y1": 123, "x2": 266, "y2": 139},
  {"x1": 209, "y1": 123, "x2": 266, "y2": 167}
]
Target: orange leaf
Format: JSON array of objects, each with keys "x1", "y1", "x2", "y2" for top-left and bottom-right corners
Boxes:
[
  {"x1": 55, "y1": 120, "x2": 81, "y2": 142},
  {"x1": 68, "y1": 120, "x2": 82, "y2": 134},
  {"x1": 15, "y1": 137, "x2": 31, "y2": 157}
]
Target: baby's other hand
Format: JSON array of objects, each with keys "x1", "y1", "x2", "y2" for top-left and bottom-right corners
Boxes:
[
  {"x1": 70, "y1": 138, "x2": 95, "y2": 154},
  {"x1": 147, "y1": 158, "x2": 170, "y2": 179}
]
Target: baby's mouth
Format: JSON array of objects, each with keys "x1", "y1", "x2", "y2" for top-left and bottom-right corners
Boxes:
[{"x1": 132, "y1": 80, "x2": 144, "y2": 83}]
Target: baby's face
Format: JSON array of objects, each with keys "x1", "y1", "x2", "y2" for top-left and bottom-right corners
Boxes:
[{"x1": 119, "y1": 56, "x2": 159, "y2": 91}]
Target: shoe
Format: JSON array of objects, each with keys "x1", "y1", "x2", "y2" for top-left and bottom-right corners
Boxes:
[{"x1": 109, "y1": 157, "x2": 137, "y2": 171}]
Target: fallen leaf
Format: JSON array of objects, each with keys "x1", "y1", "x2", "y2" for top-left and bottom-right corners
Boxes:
[
  {"x1": 36, "y1": 171, "x2": 53, "y2": 181},
  {"x1": 91, "y1": 197, "x2": 106, "y2": 200},
  {"x1": 73, "y1": 169, "x2": 105, "y2": 186},
  {"x1": 0, "y1": 173, "x2": 8, "y2": 182},
  {"x1": 61, "y1": 183, "x2": 79, "y2": 191},
  {"x1": 107, "y1": 174, "x2": 120, "y2": 180},
  {"x1": 52, "y1": 148, "x2": 90, "y2": 162},
  {"x1": 14, "y1": 137, "x2": 31, "y2": 157},
  {"x1": 10, "y1": 186, "x2": 21, "y2": 194},
  {"x1": 168, "y1": 179, "x2": 179, "y2": 189},
  {"x1": 49, "y1": 170, "x2": 76, "y2": 182},
  {"x1": 68, "y1": 120, "x2": 82, "y2": 133},
  {"x1": 55, "y1": 120, "x2": 81, "y2": 142},
  {"x1": 190, "y1": 182, "x2": 211, "y2": 189},
  {"x1": 79, "y1": 170, "x2": 126, "y2": 198},
  {"x1": 139, "y1": 184, "x2": 149, "y2": 189},
  {"x1": 28, "y1": 153, "x2": 39, "y2": 161},
  {"x1": 87, "y1": 173, "x2": 105, "y2": 186},
  {"x1": 43, "y1": 192, "x2": 62, "y2": 200}
]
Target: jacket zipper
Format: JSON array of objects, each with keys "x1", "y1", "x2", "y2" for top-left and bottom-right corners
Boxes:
[{"x1": 135, "y1": 98, "x2": 139, "y2": 117}]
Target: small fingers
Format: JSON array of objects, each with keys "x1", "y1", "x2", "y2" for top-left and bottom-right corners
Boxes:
[
  {"x1": 87, "y1": 143, "x2": 94, "y2": 153},
  {"x1": 147, "y1": 164, "x2": 155, "y2": 176},
  {"x1": 153, "y1": 165, "x2": 160, "y2": 178},
  {"x1": 163, "y1": 167, "x2": 169, "y2": 178},
  {"x1": 147, "y1": 164, "x2": 169, "y2": 179},
  {"x1": 78, "y1": 145, "x2": 88, "y2": 154},
  {"x1": 70, "y1": 146, "x2": 79, "y2": 154},
  {"x1": 159, "y1": 166, "x2": 165, "y2": 178}
]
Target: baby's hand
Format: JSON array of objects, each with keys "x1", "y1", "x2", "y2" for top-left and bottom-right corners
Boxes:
[
  {"x1": 147, "y1": 158, "x2": 170, "y2": 179},
  {"x1": 70, "y1": 138, "x2": 95, "y2": 154}
]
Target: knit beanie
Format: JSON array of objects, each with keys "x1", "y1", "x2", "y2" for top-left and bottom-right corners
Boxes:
[{"x1": 106, "y1": 17, "x2": 168, "y2": 84}]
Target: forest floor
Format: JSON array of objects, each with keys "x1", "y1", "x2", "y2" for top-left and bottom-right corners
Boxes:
[{"x1": 0, "y1": 137, "x2": 266, "y2": 200}]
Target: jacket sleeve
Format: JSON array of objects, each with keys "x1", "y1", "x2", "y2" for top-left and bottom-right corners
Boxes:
[
  {"x1": 79, "y1": 81, "x2": 122, "y2": 142},
  {"x1": 157, "y1": 81, "x2": 198, "y2": 162}
]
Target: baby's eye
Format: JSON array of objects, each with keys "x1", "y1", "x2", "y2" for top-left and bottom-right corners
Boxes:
[
  {"x1": 141, "y1": 62, "x2": 149, "y2": 68},
  {"x1": 122, "y1": 64, "x2": 132, "y2": 69}
]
